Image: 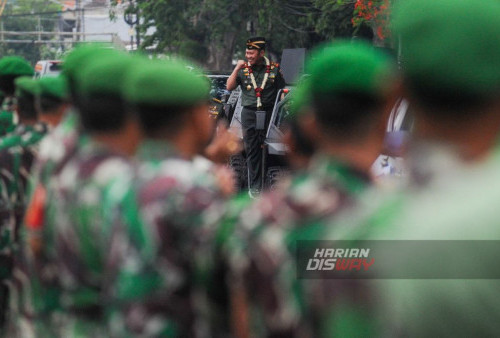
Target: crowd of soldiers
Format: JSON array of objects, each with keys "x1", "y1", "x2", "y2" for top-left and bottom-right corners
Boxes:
[{"x1": 0, "y1": 0, "x2": 498, "y2": 336}]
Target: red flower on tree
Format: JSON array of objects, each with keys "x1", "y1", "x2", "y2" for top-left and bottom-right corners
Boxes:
[{"x1": 352, "y1": 0, "x2": 390, "y2": 40}]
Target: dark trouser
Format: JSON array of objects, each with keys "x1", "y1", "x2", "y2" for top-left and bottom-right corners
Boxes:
[{"x1": 241, "y1": 107, "x2": 272, "y2": 191}]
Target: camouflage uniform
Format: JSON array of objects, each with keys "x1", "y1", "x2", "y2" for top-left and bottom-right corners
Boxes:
[
  {"x1": 310, "y1": 141, "x2": 500, "y2": 337},
  {"x1": 366, "y1": 147, "x2": 500, "y2": 337},
  {"x1": 0, "y1": 122, "x2": 48, "y2": 335},
  {"x1": 27, "y1": 137, "x2": 132, "y2": 337},
  {"x1": 0, "y1": 123, "x2": 49, "y2": 240},
  {"x1": 108, "y1": 140, "x2": 226, "y2": 337},
  {"x1": 0, "y1": 97, "x2": 17, "y2": 137},
  {"x1": 222, "y1": 155, "x2": 371, "y2": 336},
  {"x1": 22, "y1": 112, "x2": 80, "y2": 336},
  {"x1": 0, "y1": 123, "x2": 48, "y2": 151},
  {"x1": 28, "y1": 111, "x2": 80, "y2": 193}
]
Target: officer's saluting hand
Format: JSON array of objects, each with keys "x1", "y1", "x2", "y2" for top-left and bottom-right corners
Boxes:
[{"x1": 227, "y1": 60, "x2": 246, "y2": 91}]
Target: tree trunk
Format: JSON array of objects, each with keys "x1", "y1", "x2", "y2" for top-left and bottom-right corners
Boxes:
[{"x1": 206, "y1": 30, "x2": 237, "y2": 72}]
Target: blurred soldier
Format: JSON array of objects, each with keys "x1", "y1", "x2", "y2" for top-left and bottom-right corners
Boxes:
[
  {"x1": 0, "y1": 76, "x2": 48, "y2": 333},
  {"x1": 280, "y1": 85, "x2": 315, "y2": 171},
  {"x1": 26, "y1": 44, "x2": 118, "y2": 232},
  {"x1": 0, "y1": 57, "x2": 34, "y2": 137},
  {"x1": 35, "y1": 76, "x2": 70, "y2": 130},
  {"x1": 107, "y1": 59, "x2": 225, "y2": 337},
  {"x1": 0, "y1": 77, "x2": 47, "y2": 152},
  {"x1": 223, "y1": 41, "x2": 398, "y2": 336},
  {"x1": 323, "y1": 0, "x2": 500, "y2": 336},
  {"x1": 3, "y1": 76, "x2": 68, "y2": 337},
  {"x1": 26, "y1": 51, "x2": 140, "y2": 337},
  {"x1": 23, "y1": 45, "x2": 119, "y2": 333},
  {"x1": 227, "y1": 37, "x2": 285, "y2": 197}
]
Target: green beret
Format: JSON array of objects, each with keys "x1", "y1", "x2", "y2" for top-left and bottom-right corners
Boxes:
[
  {"x1": 15, "y1": 76, "x2": 39, "y2": 98},
  {"x1": 62, "y1": 43, "x2": 119, "y2": 82},
  {"x1": 392, "y1": 0, "x2": 500, "y2": 97},
  {"x1": 38, "y1": 76, "x2": 68, "y2": 100},
  {"x1": 0, "y1": 56, "x2": 34, "y2": 77},
  {"x1": 307, "y1": 40, "x2": 395, "y2": 99},
  {"x1": 123, "y1": 59, "x2": 210, "y2": 106},
  {"x1": 78, "y1": 52, "x2": 133, "y2": 97}
]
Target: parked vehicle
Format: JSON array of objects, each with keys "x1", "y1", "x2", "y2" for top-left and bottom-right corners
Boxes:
[{"x1": 34, "y1": 60, "x2": 63, "y2": 78}]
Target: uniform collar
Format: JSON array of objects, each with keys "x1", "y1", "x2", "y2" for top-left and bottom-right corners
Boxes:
[
  {"x1": 250, "y1": 61, "x2": 266, "y2": 70},
  {"x1": 136, "y1": 139, "x2": 180, "y2": 162},
  {"x1": 405, "y1": 140, "x2": 464, "y2": 188},
  {"x1": 77, "y1": 134, "x2": 128, "y2": 159},
  {"x1": 308, "y1": 154, "x2": 371, "y2": 195}
]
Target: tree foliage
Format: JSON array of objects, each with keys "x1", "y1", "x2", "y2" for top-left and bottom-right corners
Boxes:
[
  {"x1": 0, "y1": 0, "x2": 61, "y2": 65},
  {"x1": 113, "y1": 0, "x2": 386, "y2": 71}
]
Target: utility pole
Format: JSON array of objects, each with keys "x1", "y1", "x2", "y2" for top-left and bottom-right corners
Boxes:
[
  {"x1": 82, "y1": 7, "x2": 85, "y2": 41},
  {"x1": 37, "y1": 15, "x2": 41, "y2": 41},
  {"x1": 75, "y1": 0, "x2": 81, "y2": 42},
  {"x1": 124, "y1": 0, "x2": 139, "y2": 50},
  {"x1": 135, "y1": 6, "x2": 140, "y2": 49}
]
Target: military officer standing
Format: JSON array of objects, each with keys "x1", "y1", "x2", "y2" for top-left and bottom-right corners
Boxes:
[{"x1": 227, "y1": 37, "x2": 285, "y2": 197}]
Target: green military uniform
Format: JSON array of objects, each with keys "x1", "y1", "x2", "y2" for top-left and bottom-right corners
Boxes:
[
  {"x1": 24, "y1": 46, "x2": 118, "y2": 323},
  {"x1": 322, "y1": 0, "x2": 500, "y2": 336},
  {"x1": 25, "y1": 51, "x2": 135, "y2": 337},
  {"x1": 0, "y1": 57, "x2": 35, "y2": 137},
  {"x1": 0, "y1": 98, "x2": 16, "y2": 137},
  {"x1": 105, "y1": 59, "x2": 230, "y2": 337},
  {"x1": 0, "y1": 76, "x2": 49, "y2": 335},
  {"x1": 236, "y1": 37, "x2": 286, "y2": 194}
]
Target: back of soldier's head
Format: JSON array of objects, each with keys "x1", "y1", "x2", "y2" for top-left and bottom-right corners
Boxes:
[
  {"x1": 62, "y1": 43, "x2": 118, "y2": 110},
  {"x1": 15, "y1": 77, "x2": 39, "y2": 121},
  {"x1": 123, "y1": 59, "x2": 210, "y2": 137},
  {"x1": 37, "y1": 76, "x2": 68, "y2": 115},
  {"x1": 77, "y1": 51, "x2": 133, "y2": 133},
  {"x1": 392, "y1": 0, "x2": 500, "y2": 116},
  {"x1": 305, "y1": 40, "x2": 396, "y2": 141},
  {"x1": 0, "y1": 57, "x2": 34, "y2": 96}
]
